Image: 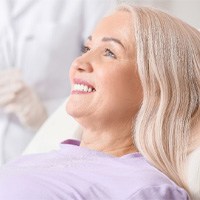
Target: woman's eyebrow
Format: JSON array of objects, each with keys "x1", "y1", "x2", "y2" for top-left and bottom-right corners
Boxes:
[
  {"x1": 102, "y1": 37, "x2": 125, "y2": 49},
  {"x1": 87, "y1": 35, "x2": 125, "y2": 49}
]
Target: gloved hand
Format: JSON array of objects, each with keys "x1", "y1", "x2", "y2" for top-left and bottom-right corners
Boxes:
[{"x1": 0, "y1": 69, "x2": 47, "y2": 130}]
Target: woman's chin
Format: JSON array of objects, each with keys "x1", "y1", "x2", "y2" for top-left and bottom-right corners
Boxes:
[
  {"x1": 66, "y1": 97, "x2": 84, "y2": 118},
  {"x1": 66, "y1": 99, "x2": 76, "y2": 117}
]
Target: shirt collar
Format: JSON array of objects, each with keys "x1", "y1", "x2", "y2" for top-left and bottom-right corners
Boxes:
[{"x1": 61, "y1": 139, "x2": 80, "y2": 146}]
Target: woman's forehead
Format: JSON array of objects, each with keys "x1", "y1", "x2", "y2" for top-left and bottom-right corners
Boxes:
[
  {"x1": 95, "y1": 11, "x2": 132, "y2": 34},
  {"x1": 89, "y1": 11, "x2": 134, "y2": 48}
]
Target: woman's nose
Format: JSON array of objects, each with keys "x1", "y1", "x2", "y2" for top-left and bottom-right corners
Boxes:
[{"x1": 72, "y1": 56, "x2": 93, "y2": 73}]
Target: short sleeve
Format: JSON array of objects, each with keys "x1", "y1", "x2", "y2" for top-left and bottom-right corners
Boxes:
[{"x1": 129, "y1": 185, "x2": 190, "y2": 200}]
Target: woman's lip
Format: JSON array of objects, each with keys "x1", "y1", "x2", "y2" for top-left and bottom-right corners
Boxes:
[
  {"x1": 73, "y1": 78, "x2": 95, "y2": 89},
  {"x1": 71, "y1": 90, "x2": 94, "y2": 95}
]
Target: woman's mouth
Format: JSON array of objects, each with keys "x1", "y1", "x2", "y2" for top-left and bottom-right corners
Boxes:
[{"x1": 71, "y1": 78, "x2": 96, "y2": 94}]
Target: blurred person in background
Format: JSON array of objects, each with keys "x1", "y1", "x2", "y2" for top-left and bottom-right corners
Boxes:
[{"x1": 0, "y1": 0, "x2": 116, "y2": 165}]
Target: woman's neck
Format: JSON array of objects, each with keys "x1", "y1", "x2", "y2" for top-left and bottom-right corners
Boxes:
[{"x1": 80, "y1": 128, "x2": 138, "y2": 157}]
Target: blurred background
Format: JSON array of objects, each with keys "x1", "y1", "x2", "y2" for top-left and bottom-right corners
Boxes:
[{"x1": 118, "y1": 0, "x2": 200, "y2": 28}]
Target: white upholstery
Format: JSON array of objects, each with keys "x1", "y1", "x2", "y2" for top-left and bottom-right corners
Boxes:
[
  {"x1": 187, "y1": 148, "x2": 200, "y2": 200},
  {"x1": 23, "y1": 99, "x2": 82, "y2": 154}
]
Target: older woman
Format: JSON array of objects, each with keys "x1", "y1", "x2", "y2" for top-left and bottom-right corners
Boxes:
[{"x1": 0, "y1": 4, "x2": 199, "y2": 200}]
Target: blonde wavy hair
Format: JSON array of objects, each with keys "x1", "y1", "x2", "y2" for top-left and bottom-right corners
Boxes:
[{"x1": 117, "y1": 4, "x2": 200, "y2": 198}]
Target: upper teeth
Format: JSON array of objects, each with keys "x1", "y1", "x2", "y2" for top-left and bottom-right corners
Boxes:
[{"x1": 73, "y1": 84, "x2": 94, "y2": 92}]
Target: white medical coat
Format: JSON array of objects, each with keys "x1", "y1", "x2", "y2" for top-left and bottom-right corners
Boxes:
[{"x1": 0, "y1": 0, "x2": 115, "y2": 164}]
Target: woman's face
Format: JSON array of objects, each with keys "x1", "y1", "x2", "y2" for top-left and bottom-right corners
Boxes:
[{"x1": 67, "y1": 11, "x2": 142, "y2": 128}]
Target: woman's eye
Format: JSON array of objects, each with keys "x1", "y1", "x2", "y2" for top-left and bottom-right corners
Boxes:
[
  {"x1": 81, "y1": 45, "x2": 90, "y2": 54},
  {"x1": 104, "y1": 48, "x2": 117, "y2": 59}
]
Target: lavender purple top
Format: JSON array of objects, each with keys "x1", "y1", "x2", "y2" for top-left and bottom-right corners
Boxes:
[{"x1": 0, "y1": 139, "x2": 190, "y2": 200}]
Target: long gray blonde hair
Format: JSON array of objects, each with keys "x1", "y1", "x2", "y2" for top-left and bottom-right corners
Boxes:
[{"x1": 117, "y1": 4, "x2": 200, "y2": 197}]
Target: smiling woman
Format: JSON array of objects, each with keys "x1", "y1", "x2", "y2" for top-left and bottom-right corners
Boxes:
[
  {"x1": 66, "y1": 11, "x2": 142, "y2": 149},
  {"x1": 0, "y1": 3, "x2": 199, "y2": 200}
]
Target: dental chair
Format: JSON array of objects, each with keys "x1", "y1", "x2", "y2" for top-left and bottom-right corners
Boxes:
[{"x1": 23, "y1": 99, "x2": 200, "y2": 200}]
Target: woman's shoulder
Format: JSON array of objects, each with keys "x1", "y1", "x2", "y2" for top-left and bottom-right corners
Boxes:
[
  {"x1": 128, "y1": 184, "x2": 189, "y2": 200},
  {"x1": 116, "y1": 154, "x2": 190, "y2": 199}
]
